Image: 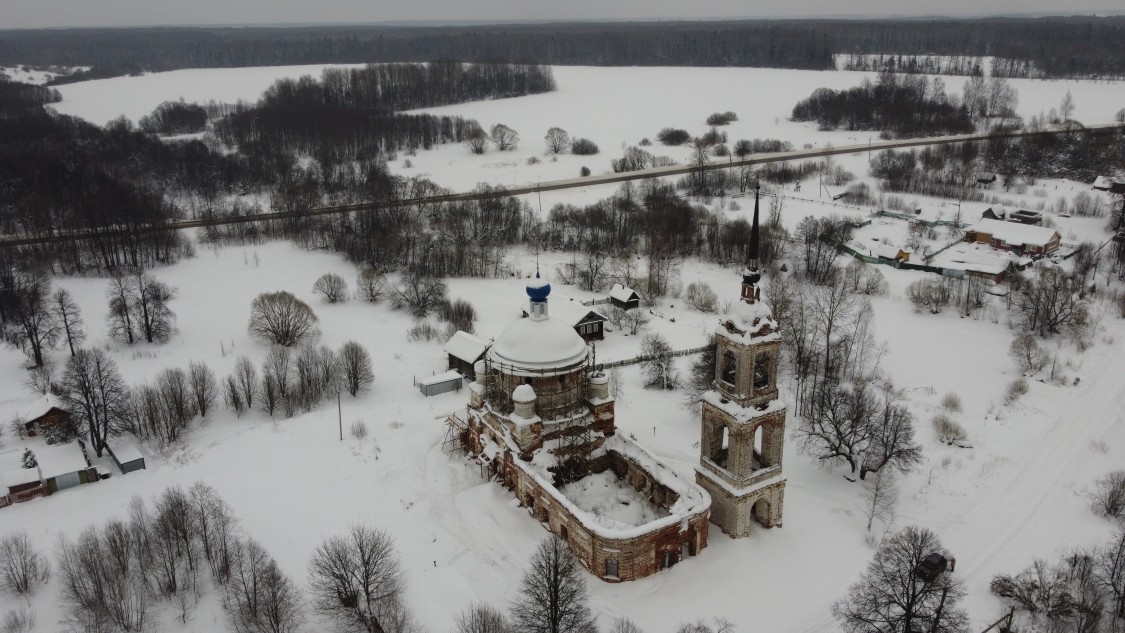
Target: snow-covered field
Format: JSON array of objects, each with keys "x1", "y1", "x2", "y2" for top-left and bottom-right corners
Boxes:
[{"x1": 3, "y1": 65, "x2": 1125, "y2": 632}]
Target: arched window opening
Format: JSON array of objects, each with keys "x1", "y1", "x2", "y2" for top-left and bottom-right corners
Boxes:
[
  {"x1": 721, "y1": 350, "x2": 737, "y2": 385},
  {"x1": 754, "y1": 354, "x2": 771, "y2": 391}
]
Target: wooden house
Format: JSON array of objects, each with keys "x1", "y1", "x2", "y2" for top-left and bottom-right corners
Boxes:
[
  {"x1": 23, "y1": 405, "x2": 70, "y2": 438},
  {"x1": 608, "y1": 284, "x2": 641, "y2": 310},
  {"x1": 964, "y1": 219, "x2": 1060, "y2": 257},
  {"x1": 522, "y1": 300, "x2": 607, "y2": 341},
  {"x1": 981, "y1": 208, "x2": 1007, "y2": 221},
  {"x1": 444, "y1": 331, "x2": 489, "y2": 377}
]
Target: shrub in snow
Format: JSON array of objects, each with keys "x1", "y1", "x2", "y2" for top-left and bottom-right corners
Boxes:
[
  {"x1": 712, "y1": 143, "x2": 730, "y2": 157},
  {"x1": 579, "y1": 166, "x2": 591, "y2": 177},
  {"x1": 350, "y1": 420, "x2": 369, "y2": 440},
  {"x1": 544, "y1": 127, "x2": 570, "y2": 154},
  {"x1": 408, "y1": 321, "x2": 440, "y2": 342},
  {"x1": 312, "y1": 273, "x2": 348, "y2": 304},
  {"x1": 1088, "y1": 470, "x2": 1125, "y2": 519},
  {"x1": 438, "y1": 298, "x2": 477, "y2": 334},
  {"x1": 570, "y1": 138, "x2": 599, "y2": 155},
  {"x1": 2, "y1": 608, "x2": 34, "y2": 633},
  {"x1": 932, "y1": 414, "x2": 967, "y2": 446},
  {"x1": 490, "y1": 124, "x2": 519, "y2": 151},
  {"x1": 683, "y1": 281, "x2": 719, "y2": 313},
  {"x1": 906, "y1": 278, "x2": 952, "y2": 314},
  {"x1": 1002, "y1": 378, "x2": 1029, "y2": 405},
  {"x1": 0, "y1": 532, "x2": 50, "y2": 596},
  {"x1": 455, "y1": 604, "x2": 510, "y2": 633},
  {"x1": 1009, "y1": 334, "x2": 1050, "y2": 375},
  {"x1": 657, "y1": 127, "x2": 691, "y2": 146},
  {"x1": 940, "y1": 392, "x2": 963, "y2": 413},
  {"x1": 705, "y1": 111, "x2": 738, "y2": 126},
  {"x1": 390, "y1": 270, "x2": 448, "y2": 318},
  {"x1": 356, "y1": 266, "x2": 387, "y2": 303},
  {"x1": 464, "y1": 126, "x2": 488, "y2": 154}
]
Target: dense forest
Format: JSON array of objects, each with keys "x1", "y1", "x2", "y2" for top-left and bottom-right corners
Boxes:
[
  {"x1": 2, "y1": 17, "x2": 1124, "y2": 81},
  {"x1": 791, "y1": 70, "x2": 975, "y2": 138}
]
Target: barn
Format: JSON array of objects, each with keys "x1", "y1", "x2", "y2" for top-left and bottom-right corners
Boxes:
[
  {"x1": 108, "y1": 440, "x2": 147, "y2": 475},
  {"x1": 444, "y1": 331, "x2": 489, "y2": 377},
  {"x1": 21, "y1": 401, "x2": 71, "y2": 438},
  {"x1": 36, "y1": 442, "x2": 97, "y2": 494},
  {"x1": 964, "y1": 219, "x2": 1060, "y2": 257}
]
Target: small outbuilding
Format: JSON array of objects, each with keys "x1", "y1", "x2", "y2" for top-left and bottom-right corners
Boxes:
[
  {"x1": 107, "y1": 440, "x2": 146, "y2": 475},
  {"x1": 1093, "y1": 176, "x2": 1114, "y2": 191},
  {"x1": 981, "y1": 208, "x2": 1007, "y2": 221},
  {"x1": 418, "y1": 370, "x2": 464, "y2": 397},
  {"x1": 1010, "y1": 209, "x2": 1044, "y2": 226},
  {"x1": 1, "y1": 468, "x2": 45, "y2": 506},
  {"x1": 608, "y1": 284, "x2": 641, "y2": 310},
  {"x1": 444, "y1": 331, "x2": 489, "y2": 377},
  {"x1": 36, "y1": 442, "x2": 96, "y2": 494}
]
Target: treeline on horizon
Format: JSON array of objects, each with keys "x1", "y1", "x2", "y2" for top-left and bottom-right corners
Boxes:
[
  {"x1": 2, "y1": 17, "x2": 1125, "y2": 81},
  {"x1": 0, "y1": 62, "x2": 554, "y2": 275}
]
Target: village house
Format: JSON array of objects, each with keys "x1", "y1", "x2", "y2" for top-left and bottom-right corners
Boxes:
[
  {"x1": 608, "y1": 283, "x2": 641, "y2": 310},
  {"x1": 964, "y1": 218, "x2": 1060, "y2": 257},
  {"x1": 19, "y1": 397, "x2": 71, "y2": 438},
  {"x1": 36, "y1": 442, "x2": 97, "y2": 494},
  {"x1": 522, "y1": 298, "x2": 607, "y2": 341}
]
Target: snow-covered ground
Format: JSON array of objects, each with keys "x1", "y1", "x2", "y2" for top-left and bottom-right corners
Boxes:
[
  {"x1": 2, "y1": 64, "x2": 1125, "y2": 633},
  {"x1": 0, "y1": 65, "x2": 87, "y2": 85}
]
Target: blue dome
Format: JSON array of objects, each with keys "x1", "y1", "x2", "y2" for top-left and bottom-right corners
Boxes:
[{"x1": 526, "y1": 272, "x2": 551, "y2": 302}]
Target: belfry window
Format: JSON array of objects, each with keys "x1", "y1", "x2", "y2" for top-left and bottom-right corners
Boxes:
[
  {"x1": 721, "y1": 350, "x2": 737, "y2": 385},
  {"x1": 754, "y1": 354, "x2": 771, "y2": 391}
]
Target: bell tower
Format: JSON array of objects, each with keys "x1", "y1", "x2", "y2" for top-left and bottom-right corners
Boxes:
[{"x1": 696, "y1": 185, "x2": 787, "y2": 538}]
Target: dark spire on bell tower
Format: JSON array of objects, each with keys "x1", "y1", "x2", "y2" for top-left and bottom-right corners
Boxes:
[
  {"x1": 740, "y1": 183, "x2": 762, "y2": 304},
  {"x1": 748, "y1": 181, "x2": 761, "y2": 270}
]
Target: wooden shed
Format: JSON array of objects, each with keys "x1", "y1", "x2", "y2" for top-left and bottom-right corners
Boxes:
[
  {"x1": 107, "y1": 440, "x2": 146, "y2": 475},
  {"x1": 444, "y1": 331, "x2": 489, "y2": 377}
]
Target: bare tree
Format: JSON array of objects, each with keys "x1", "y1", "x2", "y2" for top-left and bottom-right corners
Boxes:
[
  {"x1": 607, "y1": 618, "x2": 644, "y2": 633},
  {"x1": 390, "y1": 270, "x2": 448, "y2": 318},
  {"x1": 620, "y1": 309, "x2": 649, "y2": 336},
  {"x1": 57, "y1": 521, "x2": 151, "y2": 633},
  {"x1": 339, "y1": 341, "x2": 375, "y2": 397},
  {"x1": 544, "y1": 127, "x2": 570, "y2": 154},
  {"x1": 187, "y1": 360, "x2": 218, "y2": 418},
  {"x1": 314, "y1": 273, "x2": 349, "y2": 304},
  {"x1": 61, "y1": 348, "x2": 130, "y2": 457},
  {"x1": 106, "y1": 271, "x2": 137, "y2": 345},
  {"x1": 1014, "y1": 267, "x2": 1088, "y2": 337},
  {"x1": 683, "y1": 281, "x2": 719, "y2": 313},
  {"x1": 189, "y1": 481, "x2": 238, "y2": 585},
  {"x1": 249, "y1": 291, "x2": 319, "y2": 347},
  {"x1": 490, "y1": 124, "x2": 520, "y2": 151},
  {"x1": 1009, "y1": 334, "x2": 1050, "y2": 375},
  {"x1": 1094, "y1": 527, "x2": 1124, "y2": 625},
  {"x1": 0, "y1": 532, "x2": 49, "y2": 596},
  {"x1": 640, "y1": 333, "x2": 676, "y2": 389},
  {"x1": 52, "y1": 287, "x2": 85, "y2": 356},
  {"x1": 225, "y1": 373, "x2": 246, "y2": 416},
  {"x1": 465, "y1": 127, "x2": 489, "y2": 154},
  {"x1": 234, "y1": 355, "x2": 258, "y2": 411},
  {"x1": 1089, "y1": 471, "x2": 1125, "y2": 520},
  {"x1": 157, "y1": 367, "x2": 196, "y2": 442},
  {"x1": 224, "y1": 538, "x2": 304, "y2": 633},
  {"x1": 308, "y1": 524, "x2": 406, "y2": 633},
  {"x1": 357, "y1": 266, "x2": 387, "y2": 303},
  {"x1": 906, "y1": 278, "x2": 953, "y2": 314},
  {"x1": 834, "y1": 526, "x2": 969, "y2": 633},
  {"x1": 456, "y1": 604, "x2": 510, "y2": 633},
  {"x1": 1060, "y1": 90, "x2": 1076, "y2": 122},
  {"x1": 863, "y1": 469, "x2": 898, "y2": 535},
  {"x1": 133, "y1": 272, "x2": 176, "y2": 344},
  {"x1": 3, "y1": 272, "x2": 58, "y2": 368},
  {"x1": 510, "y1": 537, "x2": 596, "y2": 633},
  {"x1": 261, "y1": 347, "x2": 292, "y2": 417}
]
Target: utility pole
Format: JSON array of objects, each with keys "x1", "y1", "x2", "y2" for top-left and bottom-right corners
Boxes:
[{"x1": 337, "y1": 389, "x2": 343, "y2": 441}]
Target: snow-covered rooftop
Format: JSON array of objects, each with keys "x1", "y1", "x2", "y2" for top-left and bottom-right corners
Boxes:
[
  {"x1": 109, "y1": 439, "x2": 145, "y2": 465},
  {"x1": 1, "y1": 468, "x2": 41, "y2": 490},
  {"x1": 418, "y1": 371, "x2": 463, "y2": 387},
  {"x1": 491, "y1": 308, "x2": 589, "y2": 374},
  {"x1": 35, "y1": 443, "x2": 89, "y2": 480},
  {"x1": 717, "y1": 298, "x2": 780, "y2": 345},
  {"x1": 443, "y1": 331, "x2": 489, "y2": 364},
  {"x1": 969, "y1": 218, "x2": 1059, "y2": 247},
  {"x1": 609, "y1": 283, "x2": 638, "y2": 303}
]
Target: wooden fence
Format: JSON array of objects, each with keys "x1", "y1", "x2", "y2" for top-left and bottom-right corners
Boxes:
[{"x1": 598, "y1": 344, "x2": 711, "y2": 370}]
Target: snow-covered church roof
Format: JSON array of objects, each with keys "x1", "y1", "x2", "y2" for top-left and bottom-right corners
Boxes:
[{"x1": 490, "y1": 275, "x2": 589, "y2": 375}]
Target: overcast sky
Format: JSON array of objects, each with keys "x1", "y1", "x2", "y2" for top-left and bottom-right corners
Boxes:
[{"x1": 2, "y1": 0, "x2": 1123, "y2": 29}]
